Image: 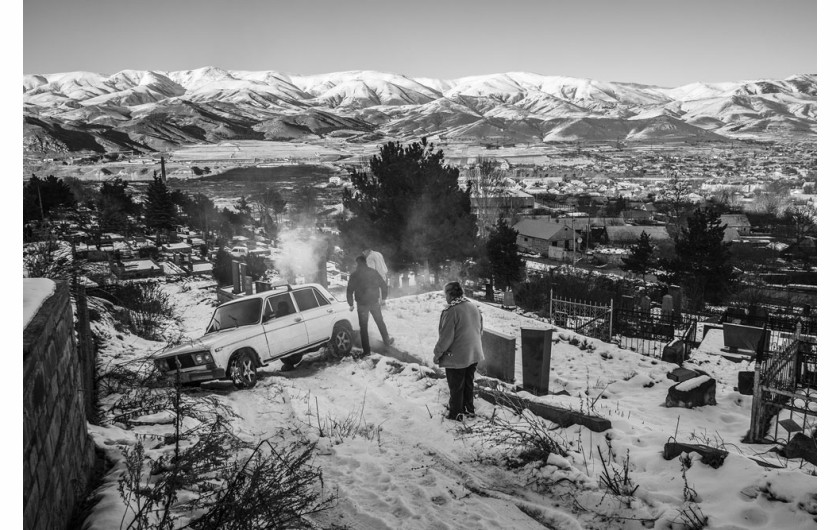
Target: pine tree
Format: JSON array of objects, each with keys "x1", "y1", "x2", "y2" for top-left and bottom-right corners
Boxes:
[
  {"x1": 340, "y1": 138, "x2": 477, "y2": 273},
  {"x1": 660, "y1": 208, "x2": 737, "y2": 306},
  {"x1": 144, "y1": 174, "x2": 177, "y2": 243},
  {"x1": 486, "y1": 217, "x2": 523, "y2": 290},
  {"x1": 212, "y1": 248, "x2": 233, "y2": 285},
  {"x1": 621, "y1": 231, "x2": 655, "y2": 278}
]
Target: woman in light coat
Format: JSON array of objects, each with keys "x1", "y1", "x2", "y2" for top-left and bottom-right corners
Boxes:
[{"x1": 433, "y1": 282, "x2": 484, "y2": 420}]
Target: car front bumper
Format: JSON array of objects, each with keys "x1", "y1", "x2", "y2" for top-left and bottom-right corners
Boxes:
[{"x1": 164, "y1": 367, "x2": 227, "y2": 383}]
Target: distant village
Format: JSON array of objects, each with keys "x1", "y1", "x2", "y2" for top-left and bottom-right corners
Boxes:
[{"x1": 23, "y1": 139, "x2": 816, "y2": 309}]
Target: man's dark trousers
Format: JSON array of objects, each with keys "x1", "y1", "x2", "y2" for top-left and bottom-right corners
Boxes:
[
  {"x1": 445, "y1": 363, "x2": 477, "y2": 418},
  {"x1": 357, "y1": 303, "x2": 390, "y2": 355}
]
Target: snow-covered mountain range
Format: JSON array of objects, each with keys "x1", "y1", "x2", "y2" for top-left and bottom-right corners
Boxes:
[{"x1": 23, "y1": 67, "x2": 817, "y2": 154}]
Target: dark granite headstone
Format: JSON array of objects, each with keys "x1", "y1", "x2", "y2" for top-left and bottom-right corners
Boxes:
[
  {"x1": 781, "y1": 433, "x2": 817, "y2": 465},
  {"x1": 737, "y1": 371, "x2": 755, "y2": 395},
  {"x1": 662, "y1": 339, "x2": 687, "y2": 365},
  {"x1": 521, "y1": 327, "x2": 553, "y2": 396},
  {"x1": 232, "y1": 260, "x2": 241, "y2": 293}
]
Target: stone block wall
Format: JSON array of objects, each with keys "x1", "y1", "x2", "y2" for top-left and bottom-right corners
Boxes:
[{"x1": 23, "y1": 281, "x2": 95, "y2": 530}]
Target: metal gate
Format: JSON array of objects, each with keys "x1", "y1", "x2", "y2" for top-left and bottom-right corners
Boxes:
[{"x1": 549, "y1": 290, "x2": 613, "y2": 343}]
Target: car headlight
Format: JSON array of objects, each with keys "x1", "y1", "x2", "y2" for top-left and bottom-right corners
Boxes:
[{"x1": 191, "y1": 352, "x2": 213, "y2": 365}]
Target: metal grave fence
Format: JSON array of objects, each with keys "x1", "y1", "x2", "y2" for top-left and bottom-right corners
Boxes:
[
  {"x1": 746, "y1": 329, "x2": 817, "y2": 445},
  {"x1": 549, "y1": 290, "x2": 613, "y2": 343}
]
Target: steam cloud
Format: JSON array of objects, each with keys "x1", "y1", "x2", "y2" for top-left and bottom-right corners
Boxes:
[{"x1": 268, "y1": 228, "x2": 331, "y2": 284}]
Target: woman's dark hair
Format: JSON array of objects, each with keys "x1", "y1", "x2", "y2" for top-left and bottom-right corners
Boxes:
[{"x1": 444, "y1": 281, "x2": 463, "y2": 298}]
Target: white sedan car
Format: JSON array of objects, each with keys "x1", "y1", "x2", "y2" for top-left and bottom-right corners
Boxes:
[{"x1": 154, "y1": 283, "x2": 356, "y2": 388}]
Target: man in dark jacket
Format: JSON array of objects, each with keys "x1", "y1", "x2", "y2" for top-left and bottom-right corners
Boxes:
[
  {"x1": 433, "y1": 281, "x2": 484, "y2": 420},
  {"x1": 346, "y1": 255, "x2": 393, "y2": 356}
]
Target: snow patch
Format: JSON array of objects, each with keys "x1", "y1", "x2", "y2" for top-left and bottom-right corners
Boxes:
[{"x1": 23, "y1": 278, "x2": 55, "y2": 329}]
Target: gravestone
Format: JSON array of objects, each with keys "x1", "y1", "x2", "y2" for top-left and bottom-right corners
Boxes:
[
  {"x1": 665, "y1": 375, "x2": 716, "y2": 408},
  {"x1": 520, "y1": 327, "x2": 553, "y2": 396},
  {"x1": 232, "y1": 260, "x2": 242, "y2": 293},
  {"x1": 621, "y1": 295, "x2": 634, "y2": 309},
  {"x1": 737, "y1": 371, "x2": 755, "y2": 395},
  {"x1": 667, "y1": 367, "x2": 699, "y2": 383},
  {"x1": 239, "y1": 263, "x2": 249, "y2": 295},
  {"x1": 780, "y1": 433, "x2": 817, "y2": 465},
  {"x1": 244, "y1": 276, "x2": 253, "y2": 296},
  {"x1": 255, "y1": 281, "x2": 272, "y2": 293},
  {"x1": 485, "y1": 282, "x2": 494, "y2": 302},
  {"x1": 640, "y1": 295, "x2": 651, "y2": 314},
  {"x1": 477, "y1": 328, "x2": 516, "y2": 383},
  {"x1": 661, "y1": 294, "x2": 674, "y2": 319},
  {"x1": 502, "y1": 290, "x2": 515, "y2": 308},
  {"x1": 662, "y1": 339, "x2": 687, "y2": 365},
  {"x1": 668, "y1": 285, "x2": 682, "y2": 317}
]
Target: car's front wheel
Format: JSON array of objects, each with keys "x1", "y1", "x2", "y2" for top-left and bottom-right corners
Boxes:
[
  {"x1": 229, "y1": 350, "x2": 258, "y2": 389},
  {"x1": 331, "y1": 323, "x2": 354, "y2": 356}
]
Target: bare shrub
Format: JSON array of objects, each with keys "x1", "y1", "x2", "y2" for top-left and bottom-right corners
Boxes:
[
  {"x1": 190, "y1": 440, "x2": 334, "y2": 530},
  {"x1": 597, "y1": 443, "x2": 638, "y2": 507},
  {"x1": 676, "y1": 503, "x2": 709, "y2": 529},
  {"x1": 312, "y1": 393, "x2": 382, "y2": 445},
  {"x1": 458, "y1": 393, "x2": 570, "y2": 466}
]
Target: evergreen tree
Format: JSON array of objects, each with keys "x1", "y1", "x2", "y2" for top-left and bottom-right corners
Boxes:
[
  {"x1": 485, "y1": 217, "x2": 523, "y2": 290},
  {"x1": 23, "y1": 175, "x2": 76, "y2": 222},
  {"x1": 144, "y1": 174, "x2": 177, "y2": 243},
  {"x1": 659, "y1": 208, "x2": 736, "y2": 307},
  {"x1": 212, "y1": 248, "x2": 233, "y2": 285},
  {"x1": 245, "y1": 254, "x2": 268, "y2": 281},
  {"x1": 98, "y1": 178, "x2": 138, "y2": 235},
  {"x1": 621, "y1": 231, "x2": 655, "y2": 278},
  {"x1": 340, "y1": 138, "x2": 477, "y2": 273}
]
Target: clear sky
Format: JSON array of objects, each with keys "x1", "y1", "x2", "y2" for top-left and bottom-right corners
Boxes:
[{"x1": 23, "y1": 0, "x2": 815, "y2": 86}]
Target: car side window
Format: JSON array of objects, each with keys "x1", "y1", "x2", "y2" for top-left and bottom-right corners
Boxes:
[
  {"x1": 264, "y1": 293, "x2": 296, "y2": 322},
  {"x1": 292, "y1": 289, "x2": 319, "y2": 312},
  {"x1": 312, "y1": 288, "x2": 330, "y2": 307}
]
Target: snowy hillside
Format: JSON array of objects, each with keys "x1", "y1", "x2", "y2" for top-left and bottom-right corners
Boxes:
[
  {"x1": 22, "y1": 68, "x2": 816, "y2": 154},
  {"x1": 84, "y1": 278, "x2": 817, "y2": 529}
]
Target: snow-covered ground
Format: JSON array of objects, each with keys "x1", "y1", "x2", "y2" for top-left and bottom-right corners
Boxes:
[{"x1": 85, "y1": 278, "x2": 817, "y2": 529}]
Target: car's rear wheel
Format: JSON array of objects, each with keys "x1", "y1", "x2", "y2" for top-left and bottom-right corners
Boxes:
[
  {"x1": 331, "y1": 324, "x2": 353, "y2": 356},
  {"x1": 229, "y1": 350, "x2": 258, "y2": 389}
]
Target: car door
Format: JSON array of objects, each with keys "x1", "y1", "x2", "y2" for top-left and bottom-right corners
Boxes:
[
  {"x1": 262, "y1": 292, "x2": 309, "y2": 359},
  {"x1": 292, "y1": 287, "x2": 333, "y2": 344}
]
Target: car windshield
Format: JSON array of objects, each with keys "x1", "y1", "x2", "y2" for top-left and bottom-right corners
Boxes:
[{"x1": 207, "y1": 298, "x2": 263, "y2": 332}]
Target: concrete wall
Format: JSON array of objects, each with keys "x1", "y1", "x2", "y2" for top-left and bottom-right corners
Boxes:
[
  {"x1": 23, "y1": 281, "x2": 96, "y2": 530},
  {"x1": 517, "y1": 235, "x2": 550, "y2": 256}
]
